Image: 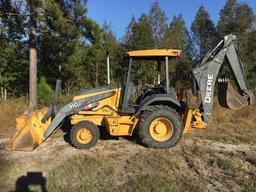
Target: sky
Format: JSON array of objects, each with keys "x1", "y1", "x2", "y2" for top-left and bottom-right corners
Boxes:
[{"x1": 87, "y1": 0, "x2": 256, "y2": 40}]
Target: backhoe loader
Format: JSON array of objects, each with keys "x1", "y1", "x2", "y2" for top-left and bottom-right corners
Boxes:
[{"x1": 6, "y1": 34, "x2": 254, "y2": 151}]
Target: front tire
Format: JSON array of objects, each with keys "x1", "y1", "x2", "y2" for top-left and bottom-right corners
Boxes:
[
  {"x1": 70, "y1": 121, "x2": 100, "y2": 149},
  {"x1": 137, "y1": 105, "x2": 183, "y2": 148}
]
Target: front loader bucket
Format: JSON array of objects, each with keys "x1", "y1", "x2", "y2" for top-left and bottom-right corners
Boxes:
[
  {"x1": 218, "y1": 81, "x2": 248, "y2": 110},
  {"x1": 5, "y1": 108, "x2": 51, "y2": 151}
]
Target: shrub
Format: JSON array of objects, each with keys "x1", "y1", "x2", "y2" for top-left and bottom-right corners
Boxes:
[{"x1": 38, "y1": 77, "x2": 54, "y2": 105}]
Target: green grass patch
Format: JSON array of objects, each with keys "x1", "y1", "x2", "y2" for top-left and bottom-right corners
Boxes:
[
  {"x1": 243, "y1": 183, "x2": 256, "y2": 192},
  {"x1": 47, "y1": 155, "x2": 117, "y2": 192},
  {"x1": 151, "y1": 150, "x2": 180, "y2": 171},
  {"x1": 123, "y1": 151, "x2": 206, "y2": 192},
  {"x1": 123, "y1": 175, "x2": 181, "y2": 192},
  {"x1": 217, "y1": 157, "x2": 238, "y2": 171},
  {"x1": 0, "y1": 159, "x2": 16, "y2": 190},
  {"x1": 46, "y1": 151, "x2": 207, "y2": 192}
]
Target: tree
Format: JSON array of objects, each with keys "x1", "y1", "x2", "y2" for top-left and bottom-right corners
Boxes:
[
  {"x1": 38, "y1": 0, "x2": 103, "y2": 90},
  {"x1": 148, "y1": 1, "x2": 168, "y2": 48},
  {"x1": 0, "y1": 0, "x2": 28, "y2": 98},
  {"x1": 191, "y1": 6, "x2": 217, "y2": 59},
  {"x1": 124, "y1": 14, "x2": 155, "y2": 50},
  {"x1": 0, "y1": 0, "x2": 106, "y2": 97},
  {"x1": 217, "y1": 0, "x2": 254, "y2": 36},
  {"x1": 123, "y1": 16, "x2": 136, "y2": 50},
  {"x1": 245, "y1": 31, "x2": 256, "y2": 88},
  {"x1": 161, "y1": 15, "x2": 194, "y2": 87},
  {"x1": 101, "y1": 23, "x2": 122, "y2": 83},
  {"x1": 123, "y1": 14, "x2": 156, "y2": 88},
  {"x1": 217, "y1": 0, "x2": 256, "y2": 88},
  {"x1": 27, "y1": 0, "x2": 39, "y2": 109}
]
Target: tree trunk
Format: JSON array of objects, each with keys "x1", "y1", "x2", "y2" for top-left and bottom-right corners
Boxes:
[
  {"x1": 1, "y1": 87, "x2": 3, "y2": 99},
  {"x1": 29, "y1": 8, "x2": 37, "y2": 110},
  {"x1": 4, "y1": 88, "x2": 7, "y2": 100}
]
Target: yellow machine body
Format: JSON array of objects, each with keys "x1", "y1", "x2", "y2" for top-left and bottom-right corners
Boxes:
[
  {"x1": 71, "y1": 86, "x2": 205, "y2": 136},
  {"x1": 71, "y1": 87, "x2": 139, "y2": 136},
  {"x1": 72, "y1": 87, "x2": 205, "y2": 136},
  {"x1": 6, "y1": 49, "x2": 206, "y2": 152},
  {"x1": 5, "y1": 82, "x2": 236, "y2": 152}
]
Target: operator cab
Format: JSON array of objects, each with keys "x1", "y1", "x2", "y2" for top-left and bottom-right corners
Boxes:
[{"x1": 121, "y1": 49, "x2": 181, "y2": 113}]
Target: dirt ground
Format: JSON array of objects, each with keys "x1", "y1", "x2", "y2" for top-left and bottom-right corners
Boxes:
[
  {"x1": 1, "y1": 133, "x2": 256, "y2": 191},
  {"x1": 0, "y1": 101, "x2": 255, "y2": 191}
]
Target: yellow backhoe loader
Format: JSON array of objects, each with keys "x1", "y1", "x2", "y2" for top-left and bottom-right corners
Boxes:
[{"x1": 6, "y1": 34, "x2": 254, "y2": 151}]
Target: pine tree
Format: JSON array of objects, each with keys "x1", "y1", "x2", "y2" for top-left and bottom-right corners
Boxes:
[
  {"x1": 101, "y1": 23, "x2": 123, "y2": 83},
  {"x1": 0, "y1": 0, "x2": 28, "y2": 98},
  {"x1": 245, "y1": 31, "x2": 256, "y2": 88},
  {"x1": 148, "y1": 1, "x2": 168, "y2": 48},
  {"x1": 124, "y1": 14, "x2": 155, "y2": 50},
  {"x1": 191, "y1": 6, "x2": 217, "y2": 59},
  {"x1": 123, "y1": 16, "x2": 137, "y2": 50},
  {"x1": 161, "y1": 15, "x2": 194, "y2": 87},
  {"x1": 38, "y1": 0, "x2": 103, "y2": 90},
  {"x1": 217, "y1": 0, "x2": 254, "y2": 36},
  {"x1": 123, "y1": 14, "x2": 156, "y2": 87},
  {"x1": 0, "y1": 0, "x2": 106, "y2": 95},
  {"x1": 217, "y1": 0, "x2": 256, "y2": 88}
]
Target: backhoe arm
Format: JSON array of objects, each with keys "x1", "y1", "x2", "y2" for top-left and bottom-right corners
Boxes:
[{"x1": 192, "y1": 34, "x2": 254, "y2": 123}]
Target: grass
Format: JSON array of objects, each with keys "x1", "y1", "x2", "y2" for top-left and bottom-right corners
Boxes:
[
  {"x1": 194, "y1": 101, "x2": 256, "y2": 145},
  {"x1": 119, "y1": 149, "x2": 207, "y2": 192},
  {"x1": 0, "y1": 158, "x2": 17, "y2": 191},
  {"x1": 123, "y1": 175, "x2": 182, "y2": 192},
  {"x1": 46, "y1": 151, "x2": 207, "y2": 192},
  {"x1": 243, "y1": 182, "x2": 256, "y2": 192},
  {"x1": 217, "y1": 157, "x2": 238, "y2": 171},
  {"x1": 0, "y1": 98, "x2": 28, "y2": 137},
  {"x1": 0, "y1": 96, "x2": 76, "y2": 138},
  {"x1": 47, "y1": 156, "x2": 117, "y2": 192}
]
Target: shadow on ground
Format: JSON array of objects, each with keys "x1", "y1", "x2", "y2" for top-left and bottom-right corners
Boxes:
[{"x1": 12, "y1": 172, "x2": 47, "y2": 192}]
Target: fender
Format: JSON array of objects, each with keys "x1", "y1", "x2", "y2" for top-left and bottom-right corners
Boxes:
[{"x1": 135, "y1": 94, "x2": 181, "y2": 115}]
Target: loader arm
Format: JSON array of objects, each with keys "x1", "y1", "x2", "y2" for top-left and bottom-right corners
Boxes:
[
  {"x1": 192, "y1": 34, "x2": 254, "y2": 122},
  {"x1": 43, "y1": 91, "x2": 116, "y2": 139}
]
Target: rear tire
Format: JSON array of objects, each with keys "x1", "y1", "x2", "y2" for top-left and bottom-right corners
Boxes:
[
  {"x1": 70, "y1": 121, "x2": 100, "y2": 149},
  {"x1": 137, "y1": 105, "x2": 183, "y2": 148}
]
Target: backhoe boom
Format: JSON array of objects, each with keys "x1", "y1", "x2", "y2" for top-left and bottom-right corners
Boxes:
[{"x1": 192, "y1": 34, "x2": 254, "y2": 122}]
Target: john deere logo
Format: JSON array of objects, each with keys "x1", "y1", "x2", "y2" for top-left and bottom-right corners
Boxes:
[{"x1": 205, "y1": 74, "x2": 213, "y2": 103}]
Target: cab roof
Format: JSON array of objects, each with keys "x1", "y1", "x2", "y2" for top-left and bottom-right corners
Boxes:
[{"x1": 126, "y1": 49, "x2": 181, "y2": 58}]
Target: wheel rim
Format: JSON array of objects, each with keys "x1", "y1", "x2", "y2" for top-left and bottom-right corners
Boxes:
[
  {"x1": 76, "y1": 128, "x2": 93, "y2": 144},
  {"x1": 149, "y1": 117, "x2": 173, "y2": 142}
]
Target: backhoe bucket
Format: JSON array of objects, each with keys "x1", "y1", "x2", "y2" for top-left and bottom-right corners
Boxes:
[
  {"x1": 218, "y1": 81, "x2": 248, "y2": 110},
  {"x1": 5, "y1": 108, "x2": 51, "y2": 151}
]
